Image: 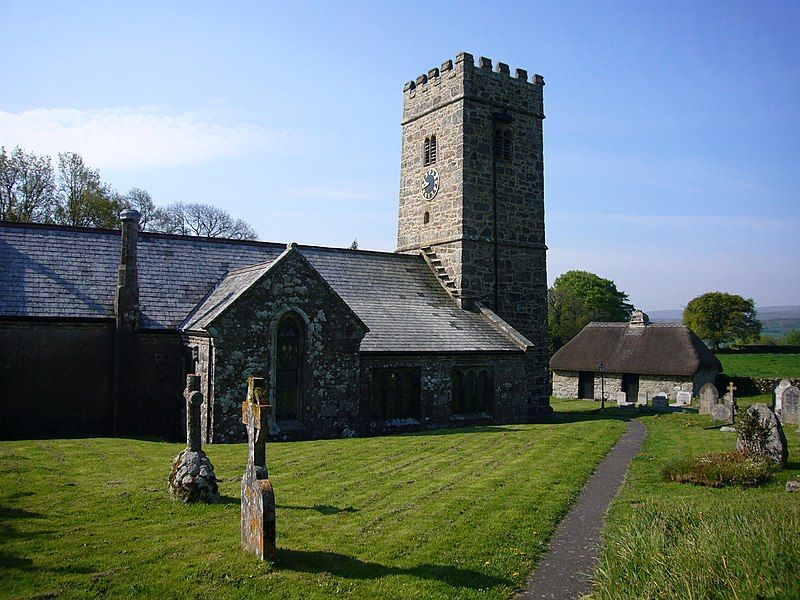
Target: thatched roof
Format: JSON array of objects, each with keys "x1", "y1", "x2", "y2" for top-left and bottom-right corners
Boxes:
[{"x1": 549, "y1": 314, "x2": 721, "y2": 376}]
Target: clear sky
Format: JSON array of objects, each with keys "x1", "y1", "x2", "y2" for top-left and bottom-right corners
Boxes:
[{"x1": 3, "y1": 0, "x2": 798, "y2": 311}]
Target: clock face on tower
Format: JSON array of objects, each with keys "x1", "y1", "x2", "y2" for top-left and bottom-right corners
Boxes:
[{"x1": 421, "y1": 168, "x2": 440, "y2": 200}]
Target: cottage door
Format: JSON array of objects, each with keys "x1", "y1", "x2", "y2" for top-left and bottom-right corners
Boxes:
[
  {"x1": 578, "y1": 371, "x2": 595, "y2": 400},
  {"x1": 622, "y1": 374, "x2": 639, "y2": 404}
]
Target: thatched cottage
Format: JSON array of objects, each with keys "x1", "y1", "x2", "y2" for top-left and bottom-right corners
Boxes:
[{"x1": 550, "y1": 311, "x2": 721, "y2": 402}]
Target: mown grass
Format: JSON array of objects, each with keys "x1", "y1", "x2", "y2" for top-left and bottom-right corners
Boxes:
[
  {"x1": 718, "y1": 353, "x2": 800, "y2": 378},
  {"x1": 585, "y1": 396, "x2": 800, "y2": 600},
  {"x1": 0, "y1": 416, "x2": 626, "y2": 599}
]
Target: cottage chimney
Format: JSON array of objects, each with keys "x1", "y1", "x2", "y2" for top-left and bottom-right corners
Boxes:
[
  {"x1": 116, "y1": 208, "x2": 141, "y2": 330},
  {"x1": 630, "y1": 310, "x2": 650, "y2": 327}
]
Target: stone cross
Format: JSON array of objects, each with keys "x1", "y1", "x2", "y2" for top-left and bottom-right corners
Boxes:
[
  {"x1": 241, "y1": 376, "x2": 278, "y2": 560},
  {"x1": 726, "y1": 381, "x2": 738, "y2": 424},
  {"x1": 727, "y1": 381, "x2": 737, "y2": 399},
  {"x1": 185, "y1": 375, "x2": 202, "y2": 452}
]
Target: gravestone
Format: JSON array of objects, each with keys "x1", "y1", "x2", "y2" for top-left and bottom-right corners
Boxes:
[
  {"x1": 780, "y1": 386, "x2": 800, "y2": 426},
  {"x1": 675, "y1": 391, "x2": 692, "y2": 406},
  {"x1": 725, "y1": 381, "x2": 739, "y2": 424},
  {"x1": 614, "y1": 391, "x2": 628, "y2": 406},
  {"x1": 652, "y1": 395, "x2": 669, "y2": 410},
  {"x1": 636, "y1": 391, "x2": 648, "y2": 406},
  {"x1": 699, "y1": 383, "x2": 718, "y2": 415},
  {"x1": 168, "y1": 375, "x2": 219, "y2": 503},
  {"x1": 774, "y1": 379, "x2": 792, "y2": 415},
  {"x1": 736, "y1": 403, "x2": 788, "y2": 465},
  {"x1": 241, "y1": 376, "x2": 279, "y2": 560},
  {"x1": 711, "y1": 403, "x2": 732, "y2": 423}
]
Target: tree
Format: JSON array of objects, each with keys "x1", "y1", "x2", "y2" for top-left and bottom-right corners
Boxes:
[
  {"x1": 0, "y1": 146, "x2": 56, "y2": 222},
  {"x1": 150, "y1": 202, "x2": 258, "y2": 240},
  {"x1": 683, "y1": 292, "x2": 761, "y2": 351},
  {"x1": 349, "y1": 239, "x2": 359, "y2": 250},
  {"x1": 126, "y1": 187, "x2": 157, "y2": 230},
  {"x1": 548, "y1": 270, "x2": 633, "y2": 354},
  {"x1": 53, "y1": 152, "x2": 124, "y2": 228},
  {"x1": 782, "y1": 329, "x2": 800, "y2": 346}
]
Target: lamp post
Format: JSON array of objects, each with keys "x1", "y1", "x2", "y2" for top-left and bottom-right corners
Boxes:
[{"x1": 599, "y1": 362, "x2": 606, "y2": 410}]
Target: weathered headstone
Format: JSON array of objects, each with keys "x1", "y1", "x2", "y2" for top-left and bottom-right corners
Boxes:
[
  {"x1": 241, "y1": 376, "x2": 279, "y2": 560},
  {"x1": 636, "y1": 391, "x2": 648, "y2": 406},
  {"x1": 774, "y1": 379, "x2": 792, "y2": 414},
  {"x1": 652, "y1": 395, "x2": 669, "y2": 410},
  {"x1": 711, "y1": 403, "x2": 732, "y2": 423},
  {"x1": 168, "y1": 375, "x2": 219, "y2": 503},
  {"x1": 780, "y1": 386, "x2": 800, "y2": 426},
  {"x1": 736, "y1": 403, "x2": 788, "y2": 465},
  {"x1": 725, "y1": 381, "x2": 738, "y2": 423},
  {"x1": 675, "y1": 391, "x2": 692, "y2": 406},
  {"x1": 699, "y1": 383, "x2": 718, "y2": 415},
  {"x1": 614, "y1": 391, "x2": 628, "y2": 406}
]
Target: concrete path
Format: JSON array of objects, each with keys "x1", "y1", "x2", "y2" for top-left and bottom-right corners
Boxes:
[{"x1": 519, "y1": 419, "x2": 647, "y2": 600}]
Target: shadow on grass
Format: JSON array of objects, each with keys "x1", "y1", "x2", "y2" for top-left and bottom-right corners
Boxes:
[
  {"x1": 276, "y1": 548, "x2": 511, "y2": 589},
  {"x1": 279, "y1": 504, "x2": 359, "y2": 515},
  {"x1": 406, "y1": 425, "x2": 526, "y2": 437},
  {"x1": 216, "y1": 495, "x2": 242, "y2": 505}
]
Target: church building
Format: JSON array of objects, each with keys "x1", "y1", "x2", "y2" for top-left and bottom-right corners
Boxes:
[{"x1": 0, "y1": 53, "x2": 550, "y2": 442}]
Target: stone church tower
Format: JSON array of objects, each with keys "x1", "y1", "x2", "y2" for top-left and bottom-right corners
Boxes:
[{"x1": 397, "y1": 52, "x2": 550, "y2": 414}]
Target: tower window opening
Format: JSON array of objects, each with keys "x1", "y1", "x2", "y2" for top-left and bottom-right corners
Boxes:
[
  {"x1": 423, "y1": 211, "x2": 430, "y2": 224},
  {"x1": 424, "y1": 135, "x2": 437, "y2": 166},
  {"x1": 493, "y1": 128, "x2": 513, "y2": 161}
]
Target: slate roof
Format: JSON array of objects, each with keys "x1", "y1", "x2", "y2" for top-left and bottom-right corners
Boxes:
[
  {"x1": 549, "y1": 321, "x2": 722, "y2": 376},
  {"x1": 0, "y1": 222, "x2": 525, "y2": 353}
]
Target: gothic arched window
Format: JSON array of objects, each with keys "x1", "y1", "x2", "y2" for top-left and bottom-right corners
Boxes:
[
  {"x1": 424, "y1": 135, "x2": 437, "y2": 166},
  {"x1": 275, "y1": 314, "x2": 304, "y2": 421},
  {"x1": 451, "y1": 367, "x2": 494, "y2": 415}
]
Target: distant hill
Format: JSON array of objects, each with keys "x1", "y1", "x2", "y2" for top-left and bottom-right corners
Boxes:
[{"x1": 646, "y1": 305, "x2": 800, "y2": 338}]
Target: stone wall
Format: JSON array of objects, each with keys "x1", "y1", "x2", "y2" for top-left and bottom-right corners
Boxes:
[
  {"x1": 205, "y1": 251, "x2": 367, "y2": 442},
  {"x1": 359, "y1": 352, "x2": 529, "y2": 435},
  {"x1": 184, "y1": 334, "x2": 214, "y2": 443},
  {"x1": 552, "y1": 369, "x2": 714, "y2": 401}
]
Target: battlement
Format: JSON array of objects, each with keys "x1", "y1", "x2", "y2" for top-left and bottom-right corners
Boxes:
[
  {"x1": 403, "y1": 52, "x2": 544, "y2": 93},
  {"x1": 402, "y1": 52, "x2": 544, "y2": 124}
]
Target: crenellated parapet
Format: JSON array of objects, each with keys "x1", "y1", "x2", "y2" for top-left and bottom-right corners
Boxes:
[{"x1": 402, "y1": 52, "x2": 545, "y2": 124}]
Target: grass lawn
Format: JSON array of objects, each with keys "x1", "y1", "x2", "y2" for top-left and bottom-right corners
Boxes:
[
  {"x1": 586, "y1": 394, "x2": 800, "y2": 599},
  {"x1": 0, "y1": 416, "x2": 627, "y2": 599},
  {"x1": 718, "y1": 353, "x2": 800, "y2": 378}
]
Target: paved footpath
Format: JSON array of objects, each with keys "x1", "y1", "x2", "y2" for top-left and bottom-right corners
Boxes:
[{"x1": 519, "y1": 419, "x2": 647, "y2": 600}]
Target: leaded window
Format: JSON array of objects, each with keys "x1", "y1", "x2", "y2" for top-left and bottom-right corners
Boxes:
[
  {"x1": 424, "y1": 135, "x2": 437, "y2": 166},
  {"x1": 275, "y1": 314, "x2": 303, "y2": 420},
  {"x1": 372, "y1": 368, "x2": 420, "y2": 420},
  {"x1": 451, "y1": 367, "x2": 494, "y2": 414}
]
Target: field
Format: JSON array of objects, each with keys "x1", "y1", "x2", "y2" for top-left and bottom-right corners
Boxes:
[
  {"x1": 0, "y1": 415, "x2": 626, "y2": 599},
  {"x1": 718, "y1": 353, "x2": 800, "y2": 378},
  {"x1": 589, "y1": 395, "x2": 800, "y2": 599}
]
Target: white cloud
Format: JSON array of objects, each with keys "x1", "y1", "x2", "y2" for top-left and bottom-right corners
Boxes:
[{"x1": 0, "y1": 106, "x2": 291, "y2": 169}]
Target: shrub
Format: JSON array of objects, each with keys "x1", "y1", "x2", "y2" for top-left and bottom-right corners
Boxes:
[{"x1": 662, "y1": 451, "x2": 775, "y2": 488}]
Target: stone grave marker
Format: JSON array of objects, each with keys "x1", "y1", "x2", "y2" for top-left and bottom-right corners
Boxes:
[
  {"x1": 725, "y1": 381, "x2": 739, "y2": 423},
  {"x1": 614, "y1": 391, "x2": 628, "y2": 406},
  {"x1": 699, "y1": 383, "x2": 718, "y2": 415},
  {"x1": 736, "y1": 403, "x2": 788, "y2": 465},
  {"x1": 781, "y1": 386, "x2": 800, "y2": 426},
  {"x1": 675, "y1": 391, "x2": 692, "y2": 406},
  {"x1": 711, "y1": 403, "x2": 732, "y2": 423},
  {"x1": 241, "y1": 376, "x2": 279, "y2": 560},
  {"x1": 774, "y1": 379, "x2": 792, "y2": 414},
  {"x1": 168, "y1": 375, "x2": 219, "y2": 503},
  {"x1": 652, "y1": 394, "x2": 669, "y2": 410},
  {"x1": 636, "y1": 391, "x2": 649, "y2": 406}
]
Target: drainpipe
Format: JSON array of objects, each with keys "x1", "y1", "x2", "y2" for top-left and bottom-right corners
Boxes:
[{"x1": 491, "y1": 112, "x2": 513, "y2": 312}]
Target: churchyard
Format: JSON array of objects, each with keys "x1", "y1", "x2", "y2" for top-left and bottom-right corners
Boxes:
[{"x1": 2, "y1": 391, "x2": 798, "y2": 599}]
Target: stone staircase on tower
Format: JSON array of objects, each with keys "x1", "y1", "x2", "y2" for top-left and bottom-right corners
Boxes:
[{"x1": 420, "y1": 246, "x2": 460, "y2": 300}]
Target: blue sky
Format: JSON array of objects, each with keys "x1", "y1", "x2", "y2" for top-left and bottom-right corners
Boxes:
[{"x1": 3, "y1": 0, "x2": 798, "y2": 310}]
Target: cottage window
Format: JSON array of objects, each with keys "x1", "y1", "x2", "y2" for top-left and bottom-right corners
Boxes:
[
  {"x1": 275, "y1": 314, "x2": 304, "y2": 420},
  {"x1": 423, "y1": 135, "x2": 437, "y2": 166},
  {"x1": 372, "y1": 368, "x2": 420, "y2": 420},
  {"x1": 451, "y1": 367, "x2": 494, "y2": 414}
]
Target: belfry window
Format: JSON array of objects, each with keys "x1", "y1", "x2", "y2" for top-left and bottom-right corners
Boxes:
[
  {"x1": 372, "y1": 368, "x2": 420, "y2": 420},
  {"x1": 424, "y1": 135, "x2": 437, "y2": 166},
  {"x1": 493, "y1": 128, "x2": 512, "y2": 161},
  {"x1": 275, "y1": 314, "x2": 304, "y2": 421},
  {"x1": 451, "y1": 367, "x2": 494, "y2": 414},
  {"x1": 423, "y1": 211, "x2": 430, "y2": 224}
]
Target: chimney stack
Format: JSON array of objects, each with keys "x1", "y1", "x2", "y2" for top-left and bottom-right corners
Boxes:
[{"x1": 116, "y1": 209, "x2": 141, "y2": 330}]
